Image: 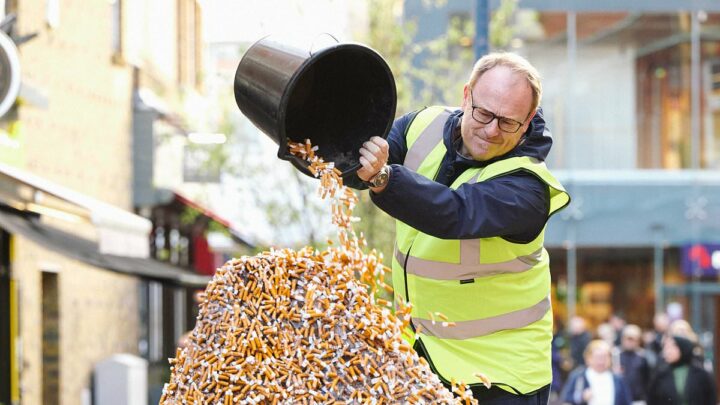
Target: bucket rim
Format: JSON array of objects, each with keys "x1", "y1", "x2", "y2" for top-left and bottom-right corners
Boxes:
[{"x1": 275, "y1": 42, "x2": 397, "y2": 177}]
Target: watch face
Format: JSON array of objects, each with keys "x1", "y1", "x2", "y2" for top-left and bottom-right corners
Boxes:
[{"x1": 371, "y1": 170, "x2": 389, "y2": 187}]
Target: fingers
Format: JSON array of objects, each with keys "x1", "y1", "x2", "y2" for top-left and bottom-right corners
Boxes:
[
  {"x1": 357, "y1": 137, "x2": 389, "y2": 182},
  {"x1": 357, "y1": 156, "x2": 376, "y2": 181},
  {"x1": 359, "y1": 147, "x2": 380, "y2": 166},
  {"x1": 361, "y1": 137, "x2": 389, "y2": 165},
  {"x1": 368, "y1": 136, "x2": 389, "y2": 155}
]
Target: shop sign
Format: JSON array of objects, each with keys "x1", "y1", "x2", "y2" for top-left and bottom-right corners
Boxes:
[
  {"x1": 681, "y1": 243, "x2": 720, "y2": 277},
  {"x1": 0, "y1": 30, "x2": 20, "y2": 118}
]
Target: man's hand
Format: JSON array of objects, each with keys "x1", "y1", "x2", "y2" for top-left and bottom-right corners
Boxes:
[
  {"x1": 357, "y1": 136, "x2": 389, "y2": 184},
  {"x1": 582, "y1": 388, "x2": 593, "y2": 402},
  {"x1": 357, "y1": 136, "x2": 390, "y2": 193}
]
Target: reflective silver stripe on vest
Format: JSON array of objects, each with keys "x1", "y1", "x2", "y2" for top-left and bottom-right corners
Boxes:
[
  {"x1": 412, "y1": 296, "x2": 550, "y2": 340},
  {"x1": 460, "y1": 239, "x2": 480, "y2": 265},
  {"x1": 403, "y1": 110, "x2": 450, "y2": 171},
  {"x1": 395, "y1": 246, "x2": 543, "y2": 280}
]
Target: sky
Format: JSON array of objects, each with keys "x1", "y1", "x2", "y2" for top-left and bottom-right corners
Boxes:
[{"x1": 201, "y1": 0, "x2": 367, "y2": 44}]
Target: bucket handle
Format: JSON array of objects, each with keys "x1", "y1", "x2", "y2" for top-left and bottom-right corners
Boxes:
[{"x1": 309, "y1": 33, "x2": 340, "y2": 56}]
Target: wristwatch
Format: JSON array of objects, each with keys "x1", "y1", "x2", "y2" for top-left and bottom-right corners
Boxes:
[{"x1": 365, "y1": 165, "x2": 391, "y2": 188}]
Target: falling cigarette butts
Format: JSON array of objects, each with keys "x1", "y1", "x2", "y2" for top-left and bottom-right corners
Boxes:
[{"x1": 160, "y1": 140, "x2": 481, "y2": 404}]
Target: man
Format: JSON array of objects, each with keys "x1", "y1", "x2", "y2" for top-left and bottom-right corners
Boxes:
[
  {"x1": 354, "y1": 52, "x2": 571, "y2": 402},
  {"x1": 617, "y1": 324, "x2": 650, "y2": 405},
  {"x1": 569, "y1": 316, "x2": 593, "y2": 369}
]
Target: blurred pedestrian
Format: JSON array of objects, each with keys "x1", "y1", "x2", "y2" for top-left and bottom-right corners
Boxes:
[
  {"x1": 561, "y1": 339, "x2": 632, "y2": 405},
  {"x1": 598, "y1": 322, "x2": 618, "y2": 348},
  {"x1": 667, "y1": 319, "x2": 698, "y2": 343},
  {"x1": 643, "y1": 329, "x2": 660, "y2": 371},
  {"x1": 649, "y1": 313, "x2": 670, "y2": 356},
  {"x1": 648, "y1": 314, "x2": 671, "y2": 374},
  {"x1": 646, "y1": 335, "x2": 717, "y2": 405},
  {"x1": 569, "y1": 316, "x2": 592, "y2": 369},
  {"x1": 618, "y1": 324, "x2": 650, "y2": 405},
  {"x1": 610, "y1": 314, "x2": 627, "y2": 347}
]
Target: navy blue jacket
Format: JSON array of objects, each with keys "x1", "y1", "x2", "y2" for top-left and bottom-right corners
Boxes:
[
  {"x1": 347, "y1": 108, "x2": 553, "y2": 243},
  {"x1": 560, "y1": 367, "x2": 633, "y2": 405}
]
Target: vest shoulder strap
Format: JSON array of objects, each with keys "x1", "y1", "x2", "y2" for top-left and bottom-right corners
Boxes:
[
  {"x1": 404, "y1": 106, "x2": 453, "y2": 171},
  {"x1": 476, "y1": 156, "x2": 570, "y2": 215},
  {"x1": 406, "y1": 106, "x2": 454, "y2": 147}
]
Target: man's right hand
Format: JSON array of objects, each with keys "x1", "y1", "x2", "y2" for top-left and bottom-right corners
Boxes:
[
  {"x1": 357, "y1": 136, "x2": 390, "y2": 193},
  {"x1": 357, "y1": 136, "x2": 389, "y2": 179}
]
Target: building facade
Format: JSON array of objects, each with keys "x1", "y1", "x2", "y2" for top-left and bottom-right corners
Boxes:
[{"x1": 0, "y1": 1, "x2": 216, "y2": 404}]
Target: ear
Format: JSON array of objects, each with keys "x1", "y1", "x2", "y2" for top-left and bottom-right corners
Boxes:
[
  {"x1": 462, "y1": 84, "x2": 470, "y2": 109},
  {"x1": 521, "y1": 109, "x2": 537, "y2": 133}
]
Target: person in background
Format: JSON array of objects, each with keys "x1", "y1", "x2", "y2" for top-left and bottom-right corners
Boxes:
[
  {"x1": 642, "y1": 329, "x2": 660, "y2": 372},
  {"x1": 646, "y1": 335, "x2": 717, "y2": 405},
  {"x1": 647, "y1": 314, "x2": 672, "y2": 375},
  {"x1": 618, "y1": 324, "x2": 650, "y2": 405},
  {"x1": 649, "y1": 313, "x2": 670, "y2": 357},
  {"x1": 666, "y1": 318, "x2": 708, "y2": 369},
  {"x1": 569, "y1": 316, "x2": 593, "y2": 369},
  {"x1": 598, "y1": 322, "x2": 618, "y2": 349},
  {"x1": 667, "y1": 319, "x2": 698, "y2": 344},
  {"x1": 561, "y1": 339, "x2": 632, "y2": 405},
  {"x1": 609, "y1": 314, "x2": 627, "y2": 347}
]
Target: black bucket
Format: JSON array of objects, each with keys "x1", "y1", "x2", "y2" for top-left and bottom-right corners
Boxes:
[{"x1": 233, "y1": 36, "x2": 397, "y2": 178}]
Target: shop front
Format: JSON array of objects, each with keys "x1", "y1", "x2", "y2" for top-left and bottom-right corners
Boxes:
[
  {"x1": 545, "y1": 170, "x2": 720, "y2": 383},
  {"x1": 0, "y1": 163, "x2": 209, "y2": 405}
]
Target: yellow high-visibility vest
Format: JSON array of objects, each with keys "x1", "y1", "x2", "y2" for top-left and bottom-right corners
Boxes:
[{"x1": 391, "y1": 106, "x2": 570, "y2": 394}]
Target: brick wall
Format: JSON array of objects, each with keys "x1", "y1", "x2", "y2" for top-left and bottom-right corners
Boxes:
[
  {"x1": 13, "y1": 237, "x2": 141, "y2": 405},
  {"x1": 16, "y1": 0, "x2": 134, "y2": 210}
]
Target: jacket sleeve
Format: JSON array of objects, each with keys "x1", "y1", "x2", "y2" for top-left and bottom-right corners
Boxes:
[
  {"x1": 615, "y1": 376, "x2": 633, "y2": 405},
  {"x1": 560, "y1": 370, "x2": 585, "y2": 405},
  {"x1": 343, "y1": 111, "x2": 416, "y2": 190},
  {"x1": 701, "y1": 368, "x2": 717, "y2": 405},
  {"x1": 370, "y1": 165, "x2": 550, "y2": 242}
]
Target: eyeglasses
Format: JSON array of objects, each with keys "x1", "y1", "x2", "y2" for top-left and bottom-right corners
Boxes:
[{"x1": 468, "y1": 93, "x2": 525, "y2": 133}]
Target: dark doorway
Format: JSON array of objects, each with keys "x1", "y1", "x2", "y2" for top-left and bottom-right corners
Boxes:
[
  {"x1": 41, "y1": 271, "x2": 60, "y2": 405},
  {"x1": 0, "y1": 229, "x2": 12, "y2": 405}
]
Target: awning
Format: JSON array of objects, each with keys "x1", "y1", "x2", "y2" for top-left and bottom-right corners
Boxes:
[
  {"x1": 0, "y1": 207, "x2": 210, "y2": 287},
  {"x1": 545, "y1": 170, "x2": 720, "y2": 247},
  {"x1": 0, "y1": 162, "x2": 151, "y2": 257},
  {"x1": 171, "y1": 191, "x2": 257, "y2": 249}
]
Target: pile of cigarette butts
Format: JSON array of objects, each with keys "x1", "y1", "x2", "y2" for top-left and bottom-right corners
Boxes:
[{"x1": 160, "y1": 140, "x2": 482, "y2": 404}]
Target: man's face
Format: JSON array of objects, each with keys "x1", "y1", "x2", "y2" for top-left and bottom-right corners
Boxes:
[
  {"x1": 460, "y1": 66, "x2": 535, "y2": 161},
  {"x1": 621, "y1": 334, "x2": 640, "y2": 351}
]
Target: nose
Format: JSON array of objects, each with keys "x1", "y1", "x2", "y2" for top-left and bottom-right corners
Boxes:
[{"x1": 484, "y1": 117, "x2": 502, "y2": 138}]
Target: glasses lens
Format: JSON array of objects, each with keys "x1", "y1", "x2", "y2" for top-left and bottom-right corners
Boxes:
[
  {"x1": 472, "y1": 108, "x2": 494, "y2": 124},
  {"x1": 498, "y1": 119, "x2": 522, "y2": 133}
]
